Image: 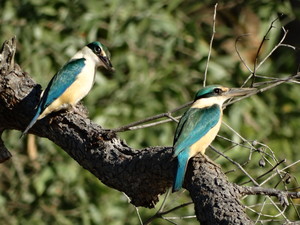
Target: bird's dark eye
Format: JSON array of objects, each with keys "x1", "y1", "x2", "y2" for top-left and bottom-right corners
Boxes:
[
  {"x1": 214, "y1": 88, "x2": 222, "y2": 94},
  {"x1": 95, "y1": 46, "x2": 102, "y2": 54}
]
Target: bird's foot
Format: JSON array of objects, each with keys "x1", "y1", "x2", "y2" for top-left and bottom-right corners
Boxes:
[
  {"x1": 202, "y1": 154, "x2": 221, "y2": 169},
  {"x1": 70, "y1": 104, "x2": 88, "y2": 118}
]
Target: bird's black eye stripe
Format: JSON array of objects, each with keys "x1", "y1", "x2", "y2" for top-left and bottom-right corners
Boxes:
[
  {"x1": 214, "y1": 88, "x2": 222, "y2": 94},
  {"x1": 95, "y1": 46, "x2": 102, "y2": 54}
]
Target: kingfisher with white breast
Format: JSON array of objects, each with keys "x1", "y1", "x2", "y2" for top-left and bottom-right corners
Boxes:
[
  {"x1": 22, "y1": 41, "x2": 114, "y2": 137},
  {"x1": 172, "y1": 85, "x2": 256, "y2": 192}
]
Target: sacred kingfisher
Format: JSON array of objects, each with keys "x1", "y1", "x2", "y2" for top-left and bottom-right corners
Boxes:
[
  {"x1": 172, "y1": 85, "x2": 255, "y2": 192},
  {"x1": 22, "y1": 41, "x2": 114, "y2": 136}
]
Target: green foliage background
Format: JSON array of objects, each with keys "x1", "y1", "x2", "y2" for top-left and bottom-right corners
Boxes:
[{"x1": 0, "y1": 0, "x2": 300, "y2": 224}]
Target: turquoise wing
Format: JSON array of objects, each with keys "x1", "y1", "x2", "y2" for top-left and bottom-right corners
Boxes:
[
  {"x1": 21, "y1": 58, "x2": 86, "y2": 136},
  {"x1": 173, "y1": 104, "x2": 221, "y2": 156},
  {"x1": 39, "y1": 58, "x2": 86, "y2": 111}
]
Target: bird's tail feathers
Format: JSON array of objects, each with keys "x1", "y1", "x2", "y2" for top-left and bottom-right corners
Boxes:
[
  {"x1": 172, "y1": 151, "x2": 189, "y2": 192},
  {"x1": 20, "y1": 107, "x2": 42, "y2": 138}
]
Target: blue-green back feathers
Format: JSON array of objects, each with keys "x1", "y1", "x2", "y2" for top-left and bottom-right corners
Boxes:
[
  {"x1": 21, "y1": 58, "x2": 85, "y2": 137},
  {"x1": 39, "y1": 58, "x2": 86, "y2": 111},
  {"x1": 173, "y1": 104, "x2": 221, "y2": 157},
  {"x1": 172, "y1": 104, "x2": 221, "y2": 191}
]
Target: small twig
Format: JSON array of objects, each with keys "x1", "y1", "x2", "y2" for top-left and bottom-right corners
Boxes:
[
  {"x1": 237, "y1": 185, "x2": 300, "y2": 203},
  {"x1": 135, "y1": 207, "x2": 143, "y2": 225},
  {"x1": 210, "y1": 145, "x2": 258, "y2": 185},
  {"x1": 165, "y1": 114, "x2": 179, "y2": 123},
  {"x1": 257, "y1": 74, "x2": 300, "y2": 92},
  {"x1": 227, "y1": 74, "x2": 300, "y2": 107},
  {"x1": 123, "y1": 116, "x2": 181, "y2": 131},
  {"x1": 251, "y1": 17, "x2": 280, "y2": 87},
  {"x1": 157, "y1": 188, "x2": 171, "y2": 213},
  {"x1": 260, "y1": 159, "x2": 300, "y2": 186},
  {"x1": 112, "y1": 102, "x2": 192, "y2": 132},
  {"x1": 143, "y1": 202, "x2": 193, "y2": 225},
  {"x1": 240, "y1": 159, "x2": 286, "y2": 185},
  {"x1": 256, "y1": 26, "x2": 290, "y2": 71},
  {"x1": 161, "y1": 218, "x2": 178, "y2": 225},
  {"x1": 203, "y1": 3, "x2": 218, "y2": 87},
  {"x1": 163, "y1": 215, "x2": 196, "y2": 220},
  {"x1": 222, "y1": 121, "x2": 254, "y2": 148},
  {"x1": 253, "y1": 77, "x2": 300, "y2": 87},
  {"x1": 254, "y1": 198, "x2": 267, "y2": 223},
  {"x1": 279, "y1": 43, "x2": 297, "y2": 50},
  {"x1": 249, "y1": 202, "x2": 288, "y2": 221},
  {"x1": 216, "y1": 135, "x2": 253, "y2": 151},
  {"x1": 235, "y1": 34, "x2": 253, "y2": 75},
  {"x1": 123, "y1": 192, "x2": 144, "y2": 224}
]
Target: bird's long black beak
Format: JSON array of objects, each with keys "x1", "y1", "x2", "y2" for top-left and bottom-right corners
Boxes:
[
  {"x1": 100, "y1": 56, "x2": 115, "y2": 72},
  {"x1": 224, "y1": 88, "x2": 257, "y2": 97}
]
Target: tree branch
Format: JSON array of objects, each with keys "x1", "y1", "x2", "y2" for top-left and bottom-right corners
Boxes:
[
  {"x1": 236, "y1": 185, "x2": 300, "y2": 207},
  {"x1": 186, "y1": 156, "x2": 254, "y2": 224}
]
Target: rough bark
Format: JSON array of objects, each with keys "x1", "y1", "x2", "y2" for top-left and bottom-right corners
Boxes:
[
  {"x1": 188, "y1": 156, "x2": 253, "y2": 224},
  {"x1": 0, "y1": 37, "x2": 253, "y2": 224}
]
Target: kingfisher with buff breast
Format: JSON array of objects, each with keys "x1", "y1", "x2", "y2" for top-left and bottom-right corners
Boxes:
[
  {"x1": 172, "y1": 85, "x2": 256, "y2": 192},
  {"x1": 22, "y1": 41, "x2": 114, "y2": 137}
]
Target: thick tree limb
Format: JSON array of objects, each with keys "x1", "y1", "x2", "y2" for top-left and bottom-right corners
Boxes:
[
  {"x1": 0, "y1": 37, "x2": 257, "y2": 224},
  {"x1": 187, "y1": 156, "x2": 254, "y2": 225}
]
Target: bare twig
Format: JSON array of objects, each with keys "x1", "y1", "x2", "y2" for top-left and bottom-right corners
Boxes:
[
  {"x1": 203, "y1": 3, "x2": 218, "y2": 87},
  {"x1": 112, "y1": 102, "x2": 191, "y2": 132},
  {"x1": 123, "y1": 116, "x2": 180, "y2": 131},
  {"x1": 260, "y1": 159, "x2": 300, "y2": 186},
  {"x1": 251, "y1": 17, "x2": 280, "y2": 86},
  {"x1": 227, "y1": 74, "x2": 300, "y2": 106},
  {"x1": 256, "y1": 26, "x2": 291, "y2": 71},
  {"x1": 209, "y1": 145, "x2": 258, "y2": 185},
  {"x1": 253, "y1": 77, "x2": 300, "y2": 86},
  {"x1": 240, "y1": 159, "x2": 286, "y2": 185},
  {"x1": 143, "y1": 202, "x2": 193, "y2": 225},
  {"x1": 235, "y1": 34, "x2": 253, "y2": 75},
  {"x1": 238, "y1": 186, "x2": 300, "y2": 203},
  {"x1": 135, "y1": 207, "x2": 143, "y2": 225}
]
